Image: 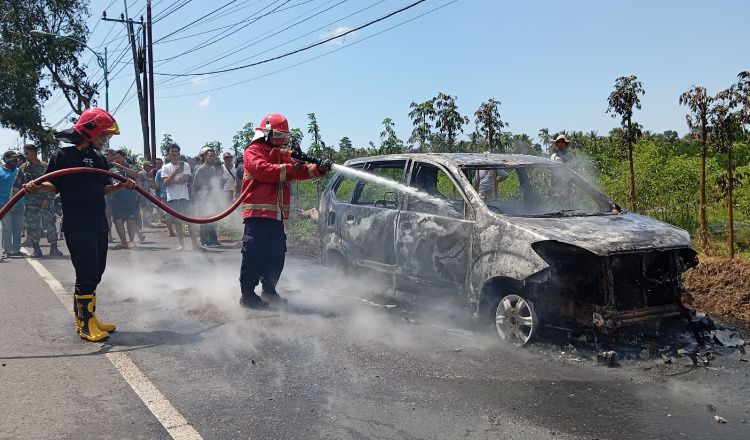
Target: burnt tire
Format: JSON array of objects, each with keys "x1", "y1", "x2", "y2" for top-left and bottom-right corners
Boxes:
[{"x1": 495, "y1": 294, "x2": 538, "y2": 345}]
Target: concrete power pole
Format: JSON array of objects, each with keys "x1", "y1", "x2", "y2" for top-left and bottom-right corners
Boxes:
[
  {"x1": 147, "y1": 0, "x2": 157, "y2": 162},
  {"x1": 102, "y1": 1, "x2": 151, "y2": 161}
]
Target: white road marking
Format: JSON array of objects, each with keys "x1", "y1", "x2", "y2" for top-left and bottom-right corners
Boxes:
[{"x1": 22, "y1": 252, "x2": 204, "y2": 440}]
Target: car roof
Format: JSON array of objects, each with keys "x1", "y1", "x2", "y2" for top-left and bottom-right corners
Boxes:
[{"x1": 342, "y1": 153, "x2": 555, "y2": 168}]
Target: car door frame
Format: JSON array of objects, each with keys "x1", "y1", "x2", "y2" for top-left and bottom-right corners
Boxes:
[
  {"x1": 335, "y1": 159, "x2": 409, "y2": 274},
  {"x1": 394, "y1": 158, "x2": 476, "y2": 298}
]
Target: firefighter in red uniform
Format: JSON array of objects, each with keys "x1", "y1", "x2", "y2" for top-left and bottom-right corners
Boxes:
[{"x1": 239, "y1": 113, "x2": 328, "y2": 309}]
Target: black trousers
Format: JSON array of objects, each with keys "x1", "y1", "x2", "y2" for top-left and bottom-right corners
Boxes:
[
  {"x1": 64, "y1": 231, "x2": 108, "y2": 295},
  {"x1": 239, "y1": 217, "x2": 286, "y2": 295}
]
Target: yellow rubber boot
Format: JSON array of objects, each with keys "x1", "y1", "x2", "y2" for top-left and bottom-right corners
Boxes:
[
  {"x1": 75, "y1": 294, "x2": 109, "y2": 342},
  {"x1": 92, "y1": 293, "x2": 116, "y2": 332}
]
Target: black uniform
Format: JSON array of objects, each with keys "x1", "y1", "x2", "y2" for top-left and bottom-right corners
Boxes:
[{"x1": 46, "y1": 146, "x2": 110, "y2": 295}]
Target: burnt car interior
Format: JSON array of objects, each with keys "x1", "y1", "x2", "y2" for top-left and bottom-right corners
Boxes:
[
  {"x1": 465, "y1": 165, "x2": 616, "y2": 216},
  {"x1": 407, "y1": 162, "x2": 466, "y2": 218}
]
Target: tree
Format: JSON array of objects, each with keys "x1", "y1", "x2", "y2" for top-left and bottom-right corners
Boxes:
[
  {"x1": 474, "y1": 99, "x2": 507, "y2": 152},
  {"x1": 539, "y1": 128, "x2": 551, "y2": 154},
  {"x1": 408, "y1": 99, "x2": 436, "y2": 152},
  {"x1": 307, "y1": 113, "x2": 324, "y2": 158},
  {"x1": 0, "y1": 0, "x2": 97, "y2": 158},
  {"x1": 231, "y1": 122, "x2": 255, "y2": 157},
  {"x1": 607, "y1": 75, "x2": 645, "y2": 212},
  {"x1": 434, "y1": 92, "x2": 469, "y2": 151},
  {"x1": 379, "y1": 118, "x2": 404, "y2": 155},
  {"x1": 708, "y1": 91, "x2": 739, "y2": 258},
  {"x1": 202, "y1": 140, "x2": 222, "y2": 157},
  {"x1": 679, "y1": 85, "x2": 714, "y2": 252},
  {"x1": 337, "y1": 136, "x2": 356, "y2": 162},
  {"x1": 160, "y1": 134, "x2": 175, "y2": 158},
  {"x1": 289, "y1": 128, "x2": 304, "y2": 152}
]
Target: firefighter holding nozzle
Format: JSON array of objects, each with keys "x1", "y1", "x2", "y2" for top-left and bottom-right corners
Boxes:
[
  {"x1": 23, "y1": 108, "x2": 136, "y2": 341},
  {"x1": 238, "y1": 113, "x2": 328, "y2": 309}
]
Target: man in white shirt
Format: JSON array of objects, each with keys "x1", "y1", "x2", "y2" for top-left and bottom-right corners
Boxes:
[
  {"x1": 161, "y1": 143, "x2": 202, "y2": 251},
  {"x1": 221, "y1": 152, "x2": 236, "y2": 206}
]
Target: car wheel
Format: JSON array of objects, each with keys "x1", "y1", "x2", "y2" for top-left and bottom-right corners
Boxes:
[{"x1": 495, "y1": 294, "x2": 537, "y2": 345}]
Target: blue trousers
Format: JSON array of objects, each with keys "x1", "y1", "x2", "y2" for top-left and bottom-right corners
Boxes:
[
  {"x1": 1, "y1": 204, "x2": 24, "y2": 254},
  {"x1": 239, "y1": 217, "x2": 286, "y2": 295}
]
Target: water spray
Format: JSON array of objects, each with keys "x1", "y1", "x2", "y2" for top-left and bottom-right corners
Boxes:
[{"x1": 0, "y1": 167, "x2": 253, "y2": 223}]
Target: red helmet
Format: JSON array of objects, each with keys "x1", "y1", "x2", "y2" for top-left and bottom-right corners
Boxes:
[
  {"x1": 74, "y1": 107, "x2": 120, "y2": 141},
  {"x1": 255, "y1": 113, "x2": 291, "y2": 146}
]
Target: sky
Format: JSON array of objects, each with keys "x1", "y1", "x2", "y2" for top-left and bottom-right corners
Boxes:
[{"x1": 2, "y1": 0, "x2": 749, "y2": 159}]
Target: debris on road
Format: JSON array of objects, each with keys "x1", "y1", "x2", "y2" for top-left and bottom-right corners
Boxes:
[
  {"x1": 597, "y1": 350, "x2": 619, "y2": 367},
  {"x1": 714, "y1": 415, "x2": 728, "y2": 424},
  {"x1": 709, "y1": 328, "x2": 745, "y2": 347}
]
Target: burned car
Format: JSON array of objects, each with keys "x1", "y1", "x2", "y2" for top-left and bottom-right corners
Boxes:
[{"x1": 318, "y1": 153, "x2": 698, "y2": 345}]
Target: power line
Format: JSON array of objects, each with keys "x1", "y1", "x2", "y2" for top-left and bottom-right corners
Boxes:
[
  {"x1": 157, "y1": 0, "x2": 383, "y2": 90},
  {"x1": 158, "y1": 0, "x2": 457, "y2": 98},
  {"x1": 156, "y1": 0, "x2": 352, "y2": 87},
  {"x1": 154, "y1": 0, "x2": 241, "y2": 43},
  {"x1": 154, "y1": 0, "x2": 293, "y2": 65},
  {"x1": 155, "y1": 0, "x2": 427, "y2": 77}
]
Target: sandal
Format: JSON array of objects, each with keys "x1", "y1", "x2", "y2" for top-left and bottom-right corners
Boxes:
[{"x1": 112, "y1": 244, "x2": 129, "y2": 250}]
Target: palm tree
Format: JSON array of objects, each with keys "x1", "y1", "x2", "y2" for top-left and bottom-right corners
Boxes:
[
  {"x1": 474, "y1": 99, "x2": 507, "y2": 152},
  {"x1": 434, "y1": 92, "x2": 470, "y2": 152},
  {"x1": 408, "y1": 100, "x2": 436, "y2": 153},
  {"x1": 538, "y1": 128, "x2": 551, "y2": 154},
  {"x1": 607, "y1": 75, "x2": 645, "y2": 212},
  {"x1": 679, "y1": 85, "x2": 713, "y2": 252},
  {"x1": 708, "y1": 91, "x2": 738, "y2": 258}
]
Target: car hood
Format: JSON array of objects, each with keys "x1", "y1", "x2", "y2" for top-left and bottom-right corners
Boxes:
[{"x1": 508, "y1": 212, "x2": 692, "y2": 256}]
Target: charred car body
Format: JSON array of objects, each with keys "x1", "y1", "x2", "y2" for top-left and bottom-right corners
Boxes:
[{"x1": 318, "y1": 153, "x2": 698, "y2": 344}]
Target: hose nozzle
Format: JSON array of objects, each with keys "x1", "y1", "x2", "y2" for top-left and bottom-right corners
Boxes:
[{"x1": 281, "y1": 148, "x2": 333, "y2": 170}]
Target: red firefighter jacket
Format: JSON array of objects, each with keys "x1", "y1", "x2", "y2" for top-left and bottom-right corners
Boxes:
[{"x1": 242, "y1": 140, "x2": 326, "y2": 220}]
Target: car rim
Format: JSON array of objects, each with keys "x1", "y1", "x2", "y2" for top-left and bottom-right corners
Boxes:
[{"x1": 495, "y1": 294, "x2": 537, "y2": 345}]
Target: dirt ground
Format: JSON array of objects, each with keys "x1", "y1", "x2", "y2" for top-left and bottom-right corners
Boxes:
[{"x1": 683, "y1": 255, "x2": 750, "y2": 339}]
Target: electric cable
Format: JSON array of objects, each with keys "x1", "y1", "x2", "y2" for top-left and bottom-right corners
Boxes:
[
  {"x1": 154, "y1": 0, "x2": 292, "y2": 65},
  {"x1": 155, "y1": 0, "x2": 427, "y2": 77},
  {"x1": 158, "y1": 0, "x2": 383, "y2": 90},
  {"x1": 153, "y1": 0, "x2": 241, "y2": 43},
  {"x1": 156, "y1": 0, "x2": 352, "y2": 86},
  {"x1": 158, "y1": 0, "x2": 457, "y2": 98}
]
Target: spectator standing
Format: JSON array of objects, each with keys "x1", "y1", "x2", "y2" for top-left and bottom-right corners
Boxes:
[
  {"x1": 109, "y1": 150, "x2": 140, "y2": 249},
  {"x1": 137, "y1": 161, "x2": 157, "y2": 226},
  {"x1": 193, "y1": 148, "x2": 221, "y2": 246},
  {"x1": 161, "y1": 143, "x2": 202, "y2": 251},
  {"x1": 154, "y1": 159, "x2": 175, "y2": 237},
  {"x1": 153, "y1": 158, "x2": 163, "y2": 199},
  {"x1": 11, "y1": 144, "x2": 62, "y2": 258},
  {"x1": 550, "y1": 135, "x2": 576, "y2": 163},
  {"x1": 103, "y1": 148, "x2": 116, "y2": 242},
  {"x1": 221, "y1": 152, "x2": 236, "y2": 205},
  {"x1": 1, "y1": 151, "x2": 23, "y2": 258}
]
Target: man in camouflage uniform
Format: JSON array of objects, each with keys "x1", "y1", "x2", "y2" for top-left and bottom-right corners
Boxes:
[{"x1": 11, "y1": 144, "x2": 63, "y2": 258}]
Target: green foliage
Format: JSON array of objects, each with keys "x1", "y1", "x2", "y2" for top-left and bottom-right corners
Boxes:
[
  {"x1": 202, "y1": 140, "x2": 222, "y2": 157},
  {"x1": 160, "y1": 133, "x2": 174, "y2": 159},
  {"x1": 474, "y1": 99, "x2": 507, "y2": 152},
  {"x1": 408, "y1": 99, "x2": 436, "y2": 152},
  {"x1": 231, "y1": 122, "x2": 255, "y2": 157},
  {"x1": 378, "y1": 117, "x2": 404, "y2": 155},
  {"x1": 0, "y1": 0, "x2": 94, "y2": 157},
  {"x1": 434, "y1": 92, "x2": 469, "y2": 151}
]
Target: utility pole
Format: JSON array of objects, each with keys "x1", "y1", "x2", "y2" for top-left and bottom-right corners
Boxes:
[
  {"x1": 147, "y1": 0, "x2": 157, "y2": 162},
  {"x1": 141, "y1": 16, "x2": 150, "y2": 162},
  {"x1": 104, "y1": 1, "x2": 151, "y2": 161}
]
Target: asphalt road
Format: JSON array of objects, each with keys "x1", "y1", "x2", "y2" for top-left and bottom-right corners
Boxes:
[{"x1": 1, "y1": 224, "x2": 749, "y2": 440}]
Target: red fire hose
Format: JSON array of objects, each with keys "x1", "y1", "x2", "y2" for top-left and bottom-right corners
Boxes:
[{"x1": 0, "y1": 167, "x2": 251, "y2": 223}]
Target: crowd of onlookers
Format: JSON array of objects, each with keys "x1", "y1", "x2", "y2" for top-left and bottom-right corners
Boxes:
[{"x1": 1, "y1": 143, "x2": 243, "y2": 259}]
